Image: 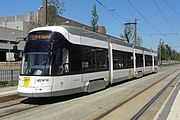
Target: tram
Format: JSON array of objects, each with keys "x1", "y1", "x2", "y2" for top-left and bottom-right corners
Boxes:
[{"x1": 17, "y1": 26, "x2": 158, "y2": 97}]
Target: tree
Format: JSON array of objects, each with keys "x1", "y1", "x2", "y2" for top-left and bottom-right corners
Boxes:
[
  {"x1": 124, "y1": 21, "x2": 134, "y2": 43},
  {"x1": 121, "y1": 20, "x2": 142, "y2": 46},
  {"x1": 90, "y1": 4, "x2": 99, "y2": 32},
  {"x1": 157, "y1": 39, "x2": 180, "y2": 63},
  {"x1": 158, "y1": 40, "x2": 168, "y2": 61},
  {"x1": 26, "y1": 12, "x2": 38, "y2": 33},
  {"x1": 47, "y1": 0, "x2": 65, "y2": 25},
  {"x1": 136, "y1": 35, "x2": 142, "y2": 47},
  {"x1": 165, "y1": 44, "x2": 171, "y2": 60}
]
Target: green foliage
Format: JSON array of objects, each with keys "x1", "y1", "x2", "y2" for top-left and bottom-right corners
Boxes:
[
  {"x1": 158, "y1": 39, "x2": 180, "y2": 63},
  {"x1": 0, "y1": 80, "x2": 18, "y2": 87},
  {"x1": 136, "y1": 35, "x2": 142, "y2": 47},
  {"x1": 47, "y1": 0, "x2": 65, "y2": 26},
  {"x1": 90, "y1": 4, "x2": 99, "y2": 32}
]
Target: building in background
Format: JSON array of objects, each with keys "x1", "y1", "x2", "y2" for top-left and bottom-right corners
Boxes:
[
  {"x1": 38, "y1": 7, "x2": 106, "y2": 34},
  {"x1": 0, "y1": 15, "x2": 28, "y2": 61},
  {"x1": 0, "y1": 7, "x2": 106, "y2": 62},
  {"x1": 0, "y1": 14, "x2": 31, "y2": 32}
]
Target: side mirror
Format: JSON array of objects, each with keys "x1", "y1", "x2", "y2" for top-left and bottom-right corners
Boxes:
[
  {"x1": 13, "y1": 45, "x2": 18, "y2": 53},
  {"x1": 63, "y1": 63, "x2": 69, "y2": 73},
  {"x1": 12, "y1": 37, "x2": 26, "y2": 61},
  {"x1": 14, "y1": 52, "x2": 23, "y2": 61},
  {"x1": 48, "y1": 42, "x2": 54, "y2": 58},
  {"x1": 13, "y1": 45, "x2": 21, "y2": 61},
  {"x1": 48, "y1": 51, "x2": 53, "y2": 58}
]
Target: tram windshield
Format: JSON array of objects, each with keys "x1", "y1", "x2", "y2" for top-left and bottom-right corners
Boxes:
[
  {"x1": 21, "y1": 52, "x2": 50, "y2": 75},
  {"x1": 20, "y1": 31, "x2": 68, "y2": 76}
]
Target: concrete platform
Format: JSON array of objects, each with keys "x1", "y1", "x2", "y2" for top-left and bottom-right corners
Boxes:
[
  {"x1": 167, "y1": 89, "x2": 180, "y2": 120},
  {"x1": 0, "y1": 86, "x2": 17, "y2": 97},
  {"x1": 0, "y1": 73, "x2": 179, "y2": 120},
  {"x1": 154, "y1": 79, "x2": 180, "y2": 120}
]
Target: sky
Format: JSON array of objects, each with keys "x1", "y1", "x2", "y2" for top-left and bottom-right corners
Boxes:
[{"x1": 0, "y1": 0, "x2": 180, "y2": 52}]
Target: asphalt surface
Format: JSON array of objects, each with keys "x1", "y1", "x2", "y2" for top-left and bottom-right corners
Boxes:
[{"x1": 0, "y1": 65, "x2": 179, "y2": 120}]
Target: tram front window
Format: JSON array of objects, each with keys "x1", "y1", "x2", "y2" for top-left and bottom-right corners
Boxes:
[
  {"x1": 21, "y1": 38, "x2": 52, "y2": 75},
  {"x1": 21, "y1": 52, "x2": 50, "y2": 75},
  {"x1": 20, "y1": 31, "x2": 69, "y2": 76}
]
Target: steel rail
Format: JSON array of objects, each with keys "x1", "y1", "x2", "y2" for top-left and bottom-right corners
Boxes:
[
  {"x1": 0, "y1": 98, "x2": 41, "y2": 118},
  {"x1": 0, "y1": 102, "x2": 21, "y2": 109},
  {"x1": 130, "y1": 73, "x2": 180, "y2": 120},
  {"x1": 0, "y1": 105, "x2": 39, "y2": 118},
  {"x1": 93, "y1": 69, "x2": 179, "y2": 120}
]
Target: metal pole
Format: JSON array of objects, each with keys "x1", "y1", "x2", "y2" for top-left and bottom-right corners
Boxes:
[
  {"x1": 11, "y1": 69, "x2": 13, "y2": 86},
  {"x1": 160, "y1": 41, "x2": 162, "y2": 65},
  {"x1": 108, "y1": 37, "x2": 113, "y2": 84},
  {"x1": 8, "y1": 40, "x2": 10, "y2": 66},
  {"x1": 133, "y1": 17, "x2": 137, "y2": 77},
  {"x1": 134, "y1": 17, "x2": 137, "y2": 46},
  {"x1": 133, "y1": 42, "x2": 136, "y2": 77},
  {"x1": 42, "y1": 0, "x2": 47, "y2": 26}
]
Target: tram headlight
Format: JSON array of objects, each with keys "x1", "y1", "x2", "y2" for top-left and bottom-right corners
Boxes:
[{"x1": 37, "y1": 79, "x2": 49, "y2": 83}]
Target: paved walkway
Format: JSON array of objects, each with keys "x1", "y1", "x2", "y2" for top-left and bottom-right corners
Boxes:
[
  {"x1": 0, "y1": 86, "x2": 17, "y2": 97},
  {"x1": 167, "y1": 89, "x2": 180, "y2": 120},
  {"x1": 0, "y1": 81, "x2": 179, "y2": 120},
  {"x1": 154, "y1": 78, "x2": 180, "y2": 120}
]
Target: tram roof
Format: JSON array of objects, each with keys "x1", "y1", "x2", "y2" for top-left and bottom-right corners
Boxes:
[{"x1": 30, "y1": 25, "x2": 156, "y2": 53}]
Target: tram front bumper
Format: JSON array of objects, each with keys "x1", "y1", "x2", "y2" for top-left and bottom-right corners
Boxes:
[{"x1": 17, "y1": 86, "x2": 52, "y2": 97}]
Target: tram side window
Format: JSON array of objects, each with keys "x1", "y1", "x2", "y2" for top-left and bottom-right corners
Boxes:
[
  {"x1": 97, "y1": 49, "x2": 108, "y2": 70},
  {"x1": 136, "y1": 53, "x2": 143, "y2": 67},
  {"x1": 51, "y1": 38, "x2": 64, "y2": 75},
  {"x1": 69, "y1": 44, "x2": 82, "y2": 74},
  {"x1": 113, "y1": 50, "x2": 133, "y2": 69},
  {"x1": 154, "y1": 56, "x2": 158, "y2": 66},
  {"x1": 113, "y1": 50, "x2": 123, "y2": 69},
  {"x1": 82, "y1": 46, "x2": 97, "y2": 71},
  {"x1": 123, "y1": 52, "x2": 133, "y2": 68},
  {"x1": 145, "y1": 55, "x2": 152, "y2": 66}
]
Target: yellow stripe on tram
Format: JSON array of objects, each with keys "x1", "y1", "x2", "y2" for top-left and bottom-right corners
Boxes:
[{"x1": 23, "y1": 77, "x2": 30, "y2": 87}]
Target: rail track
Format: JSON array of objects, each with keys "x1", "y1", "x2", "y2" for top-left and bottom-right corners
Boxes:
[
  {"x1": 0, "y1": 98, "x2": 41, "y2": 118},
  {"x1": 93, "y1": 69, "x2": 180, "y2": 120},
  {"x1": 131, "y1": 73, "x2": 180, "y2": 120},
  {"x1": 0, "y1": 66, "x2": 179, "y2": 120},
  {"x1": 0, "y1": 95, "x2": 81, "y2": 119}
]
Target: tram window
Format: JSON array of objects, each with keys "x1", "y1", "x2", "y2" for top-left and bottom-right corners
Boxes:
[
  {"x1": 97, "y1": 49, "x2": 108, "y2": 70},
  {"x1": 69, "y1": 44, "x2": 82, "y2": 73},
  {"x1": 136, "y1": 53, "x2": 143, "y2": 67},
  {"x1": 113, "y1": 51, "x2": 118, "y2": 69},
  {"x1": 113, "y1": 50, "x2": 123, "y2": 69},
  {"x1": 154, "y1": 56, "x2": 158, "y2": 65},
  {"x1": 123, "y1": 52, "x2": 133, "y2": 68},
  {"x1": 51, "y1": 40, "x2": 63, "y2": 75},
  {"x1": 145, "y1": 55, "x2": 152, "y2": 66},
  {"x1": 82, "y1": 46, "x2": 97, "y2": 71}
]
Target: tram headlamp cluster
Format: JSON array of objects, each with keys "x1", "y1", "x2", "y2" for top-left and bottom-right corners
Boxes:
[{"x1": 37, "y1": 79, "x2": 49, "y2": 83}]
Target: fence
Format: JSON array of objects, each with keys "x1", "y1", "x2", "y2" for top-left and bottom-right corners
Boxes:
[{"x1": 0, "y1": 69, "x2": 20, "y2": 87}]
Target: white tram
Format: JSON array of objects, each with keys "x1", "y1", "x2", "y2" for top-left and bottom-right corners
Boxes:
[{"x1": 17, "y1": 26, "x2": 158, "y2": 97}]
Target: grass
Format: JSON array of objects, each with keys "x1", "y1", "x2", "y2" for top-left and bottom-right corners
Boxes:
[
  {"x1": 159, "y1": 63, "x2": 180, "y2": 67},
  {"x1": 0, "y1": 94, "x2": 22, "y2": 103},
  {"x1": 0, "y1": 80, "x2": 18, "y2": 87}
]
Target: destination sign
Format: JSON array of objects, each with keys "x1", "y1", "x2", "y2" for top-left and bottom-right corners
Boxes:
[
  {"x1": 37, "y1": 35, "x2": 51, "y2": 39},
  {"x1": 28, "y1": 31, "x2": 57, "y2": 41},
  {"x1": 28, "y1": 33, "x2": 52, "y2": 41}
]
